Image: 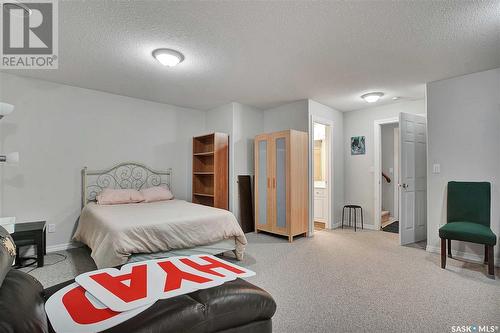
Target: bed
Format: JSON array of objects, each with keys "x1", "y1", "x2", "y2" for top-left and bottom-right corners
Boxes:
[{"x1": 73, "y1": 162, "x2": 247, "y2": 269}]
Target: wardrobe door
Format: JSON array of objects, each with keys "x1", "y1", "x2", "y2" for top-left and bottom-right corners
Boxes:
[
  {"x1": 255, "y1": 135, "x2": 272, "y2": 232},
  {"x1": 271, "y1": 132, "x2": 290, "y2": 234}
]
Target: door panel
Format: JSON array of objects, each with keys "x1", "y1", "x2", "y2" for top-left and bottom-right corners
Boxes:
[
  {"x1": 271, "y1": 132, "x2": 289, "y2": 234},
  {"x1": 255, "y1": 135, "x2": 271, "y2": 231},
  {"x1": 314, "y1": 197, "x2": 327, "y2": 222},
  {"x1": 399, "y1": 113, "x2": 427, "y2": 245},
  {"x1": 275, "y1": 137, "x2": 287, "y2": 229}
]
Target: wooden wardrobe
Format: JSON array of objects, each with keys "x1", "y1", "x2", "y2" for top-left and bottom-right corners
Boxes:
[
  {"x1": 192, "y1": 133, "x2": 229, "y2": 209},
  {"x1": 254, "y1": 130, "x2": 308, "y2": 242}
]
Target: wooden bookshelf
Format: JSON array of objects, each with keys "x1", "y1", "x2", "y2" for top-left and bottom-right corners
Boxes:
[{"x1": 192, "y1": 133, "x2": 229, "y2": 209}]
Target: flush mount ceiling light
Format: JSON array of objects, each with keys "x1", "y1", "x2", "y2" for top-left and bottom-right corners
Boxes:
[
  {"x1": 361, "y1": 92, "x2": 384, "y2": 103},
  {"x1": 152, "y1": 48, "x2": 185, "y2": 67}
]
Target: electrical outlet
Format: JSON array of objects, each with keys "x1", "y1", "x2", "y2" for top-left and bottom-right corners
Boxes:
[
  {"x1": 433, "y1": 163, "x2": 441, "y2": 174},
  {"x1": 47, "y1": 224, "x2": 56, "y2": 233}
]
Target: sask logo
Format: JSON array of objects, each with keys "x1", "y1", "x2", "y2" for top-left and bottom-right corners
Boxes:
[
  {"x1": 1, "y1": 0, "x2": 58, "y2": 68},
  {"x1": 452, "y1": 326, "x2": 499, "y2": 333}
]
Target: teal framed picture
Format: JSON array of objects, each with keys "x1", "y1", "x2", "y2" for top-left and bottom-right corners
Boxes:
[{"x1": 351, "y1": 136, "x2": 365, "y2": 155}]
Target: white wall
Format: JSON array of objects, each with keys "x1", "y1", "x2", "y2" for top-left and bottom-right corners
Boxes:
[
  {"x1": 205, "y1": 103, "x2": 235, "y2": 212},
  {"x1": 343, "y1": 99, "x2": 425, "y2": 228},
  {"x1": 426, "y1": 68, "x2": 500, "y2": 263},
  {"x1": 308, "y1": 100, "x2": 344, "y2": 231},
  {"x1": 0, "y1": 73, "x2": 206, "y2": 248},
  {"x1": 263, "y1": 100, "x2": 309, "y2": 133},
  {"x1": 232, "y1": 103, "x2": 264, "y2": 220},
  {"x1": 381, "y1": 123, "x2": 398, "y2": 216},
  {"x1": 205, "y1": 102, "x2": 264, "y2": 221}
]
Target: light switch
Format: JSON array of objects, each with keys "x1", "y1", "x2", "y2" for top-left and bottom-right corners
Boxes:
[
  {"x1": 389, "y1": 167, "x2": 394, "y2": 174},
  {"x1": 433, "y1": 163, "x2": 440, "y2": 174}
]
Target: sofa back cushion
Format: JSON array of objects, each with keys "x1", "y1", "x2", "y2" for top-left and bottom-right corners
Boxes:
[{"x1": 0, "y1": 226, "x2": 15, "y2": 288}]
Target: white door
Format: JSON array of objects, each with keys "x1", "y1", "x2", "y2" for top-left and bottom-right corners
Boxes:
[{"x1": 399, "y1": 113, "x2": 427, "y2": 245}]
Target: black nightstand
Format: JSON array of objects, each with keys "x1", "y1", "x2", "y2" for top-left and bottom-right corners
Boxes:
[{"x1": 11, "y1": 221, "x2": 47, "y2": 267}]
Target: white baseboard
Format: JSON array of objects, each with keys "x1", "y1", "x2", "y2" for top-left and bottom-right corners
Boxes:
[
  {"x1": 426, "y1": 245, "x2": 500, "y2": 268},
  {"x1": 47, "y1": 242, "x2": 82, "y2": 253},
  {"x1": 331, "y1": 222, "x2": 378, "y2": 231},
  {"x1": 18, "y1": 242, "x2": 82, "y2": 256}
]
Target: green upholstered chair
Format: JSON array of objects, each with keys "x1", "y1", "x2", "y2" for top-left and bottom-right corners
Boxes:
[{"x1": 439, "y1": 181, "x2": 496, "y2": 276}]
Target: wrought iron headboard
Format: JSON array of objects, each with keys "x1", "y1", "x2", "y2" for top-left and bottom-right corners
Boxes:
[{"x1": 82, "y1": 162, "x2": 172, "y2": 207}]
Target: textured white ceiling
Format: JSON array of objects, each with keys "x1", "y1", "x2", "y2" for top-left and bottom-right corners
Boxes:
[{"x1": 4, "y1": 1, "x2": 500, "y2": 111}]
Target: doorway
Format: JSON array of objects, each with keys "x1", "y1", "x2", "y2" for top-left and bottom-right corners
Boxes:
[
  {"x1": 312, "y1": 121, "x2": 331, "y2": 231},
  {"x1": 374, "y1": 113, "x2": 428, "y2": 246},
  {"x1": 380, "y1": 123, "x2": 399, "y2": 233}
]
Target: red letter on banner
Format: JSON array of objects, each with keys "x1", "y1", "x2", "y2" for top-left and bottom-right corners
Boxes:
[
  {"x1": 90, "y1": 264, "x2": 147, "y2": 303},
  {"x1": 157, "y1": 260, "x2": 213, "y2": 292},
  {"x1": 180, "y1": 256, "x2": 245, "y2": 278},
  {"x1": 62, "y1": 286, "x2": 119, "y2": 325}
]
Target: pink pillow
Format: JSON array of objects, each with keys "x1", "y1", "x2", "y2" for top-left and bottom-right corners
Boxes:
[
  {"x1": 140, "y1": 186, "x2": 174, "y2": 203},
  {"x1": 96, "y1": 188, "x2": 145, "y2": 205}
]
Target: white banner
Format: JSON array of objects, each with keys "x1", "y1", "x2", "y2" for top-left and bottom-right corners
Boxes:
[{"x1": 46, "y1": 255, "x2": 255, "y2": 333}]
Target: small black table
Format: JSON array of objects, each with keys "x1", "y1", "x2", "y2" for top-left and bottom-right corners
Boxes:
[{"x1": 10, "y1": 221, "x2": 46, "y2": 267}]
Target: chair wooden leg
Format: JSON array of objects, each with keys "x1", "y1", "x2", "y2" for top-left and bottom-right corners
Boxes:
[
  {"x1": 484, "y1": 245, "x2": 489, "y2": 264},
  {"x1": 487, "y1": 245, "x2": 494, "y2": 277},
  {"x1": 441, "y1": 238, "x2": 446, "y2": 269},
  {"x1": 447, "y1": 239, "x2": 452, "y2": 258}
]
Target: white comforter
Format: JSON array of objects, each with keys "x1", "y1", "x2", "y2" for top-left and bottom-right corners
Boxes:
[{"x1": 73, "y1": 200, "x2": 247, "y2": 269}]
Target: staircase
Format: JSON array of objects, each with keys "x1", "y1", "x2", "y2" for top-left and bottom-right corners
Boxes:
[
  {"x1": 381, "y1": 210, "x2": 390, "y2": 223},
  {"x1": 381, "y1": 211, "x2": 398, "y2": 229}
]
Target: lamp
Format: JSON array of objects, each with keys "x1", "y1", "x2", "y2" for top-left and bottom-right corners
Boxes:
[
  {"x1": 0, "y1": 152, "x2": 19, "y2": 165},
  {"x1": 0, "y1": 102, "x2": 14, "y2": 119}
]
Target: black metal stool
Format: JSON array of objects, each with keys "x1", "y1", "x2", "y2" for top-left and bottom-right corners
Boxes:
[{"x1": 342, "y1": 205, "x2": 364, "y2": 232}]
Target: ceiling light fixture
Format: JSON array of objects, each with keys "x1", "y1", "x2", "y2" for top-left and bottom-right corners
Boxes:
[
  {"x1": 392, "y1": 96, "x2": 400, "y2": 100},
  {"x1": 361, "y1": 92, "x2": 384, "y2": 103},
  {"x1": 152, "y1": 48, "x2": 185, "y2": 67}
]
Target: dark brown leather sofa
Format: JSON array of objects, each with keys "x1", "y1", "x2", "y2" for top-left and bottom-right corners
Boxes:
[{"x1": 0, "y1": 226, "x2": 276, "y2": 332}]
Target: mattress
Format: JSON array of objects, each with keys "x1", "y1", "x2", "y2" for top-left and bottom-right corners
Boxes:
[
  {"x1": 73, "y1": 200, "x2": 247, "y2": 268},
  {"x1": 128, "y1": 238, "x2": 236, "y2": 263}
]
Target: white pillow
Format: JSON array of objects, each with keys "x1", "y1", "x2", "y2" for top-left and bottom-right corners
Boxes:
[
  {"x1": 140, "y1": 186, "x2": 174, "y2": 203},
  {"x1": 96, "y1": 188, "x2": 145, "y2": 205}
]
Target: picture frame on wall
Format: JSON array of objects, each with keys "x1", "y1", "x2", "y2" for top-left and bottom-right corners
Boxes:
[{"x1": 351, "y1": 136, "x2": 366, "y2": 155}]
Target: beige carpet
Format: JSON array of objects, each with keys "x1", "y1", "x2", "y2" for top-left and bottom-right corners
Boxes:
[{"x1": 27, "y1": 229, "x2": 499, "y2": 333}]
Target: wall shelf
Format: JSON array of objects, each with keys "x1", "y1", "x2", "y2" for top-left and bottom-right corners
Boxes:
[
  {"x1": 193, "y1": 152, "x2": 214, "y2": 156},
  {"x1": 193, "y1": 193, "x2": 215, "y2": 197},
  {"x1": 192, "y1": 133, "x2": 228, "y2": 209}
]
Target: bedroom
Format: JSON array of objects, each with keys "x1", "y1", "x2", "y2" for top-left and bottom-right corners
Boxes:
[{"x1": 0, "y1": 1, "x2": 499, "y2": 333}]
